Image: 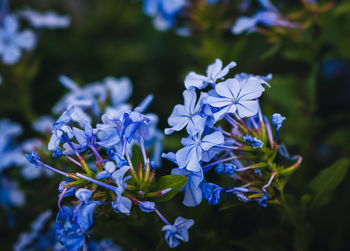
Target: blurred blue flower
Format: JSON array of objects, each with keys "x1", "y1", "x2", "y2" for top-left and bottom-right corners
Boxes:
[
  {"x1": 14, "y1": 210, "x2": 53, "y2": 251},
  {"x1": 232, "y1": 0, "x2": 299, "y2": 34},
  {"x1": 32, "y1": 116, "x2": 54, "y2": 133},
  {"x1": 0, "y1": 15, "x2": 36, "y2": 64},
  {"x1": 19, "y1": 10, "x2": 71, "y2": 29},
  {"x1": 162, "y1": 217, "x2": 194, "y2": 248},
  {"x1": 143, "y1": 0, "x2": 186, "y2": 31},
  {"x1": 0, "y1": 177, "x2": 25, "y2": 207},
  {"x1": 0, "y1": 119, "x2": 26, "y2": 172},
  {"x1": 104, "y1": 76, "x2": 133, "y2": 108}
]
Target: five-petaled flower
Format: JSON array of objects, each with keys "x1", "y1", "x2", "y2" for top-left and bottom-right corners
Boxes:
[{"x1": 162, "y1": 217, "x2": 194, "y2": 248}]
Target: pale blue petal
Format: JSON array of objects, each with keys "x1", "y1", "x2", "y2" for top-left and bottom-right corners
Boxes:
[
  {"x1": 186, "y1": 114, "x2": 206, "y2": 136},
  {"x1": 112, "y1": 195, "x2": 132, "y2": 215},
  {"x1": 143, "y1": 0, "x2": 159, "y2": 16},
  {"x1": 3, "y1": 15, "x2": 19, "y2": 33},
  {"x1": 238, "y1": 77, "x2": 265, "y2": 100},
  {"x1": 215, "y1": 78, "x2": 240, "y2": 99},
  {"x1": 200, "y1": 131, "x2": 224, "y2": 151},
  {"x1": 231, "y1": 16, "x2": 257, "y2": 34},
  {"x1": 183, "y1": 89, "x2": 197, "y2": 115},
  {"x1": 236, "y1": 100, "x2": 259, "y2": 118},
  {"x1": 184, "y1": 72, "x2": 209, "y2": 90},
  {"x1": 162, "y1": 0, "x2": 186, "y2": 15},
  {"x1": 206, "y1": 59, "x2": 223, "y2": 81},
  {"x1": 15, "y1": 30, "x2": 37, "y2": 50},
  {"x1": 2, "y1": 45, "x2": 21, "y2": 65}
]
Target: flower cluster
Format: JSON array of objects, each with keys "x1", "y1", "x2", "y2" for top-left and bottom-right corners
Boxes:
[
  {"x1": 14, "y1": 210, "x2": 122, "y2": 251},
  {"x1": 138, "y1": 0, "x2": 327, "y2": 40},
  {"x1": 0, "y1": 119, "x2": 26, "y2": 208},
  {"x1": 142, "y1": 0, "x2": 187, "y2": 31},
  {"x1": 163, "y1": 59, "x2": 302, "y2": 208},
  {"x1": 232, "y1": 0, "x2": 299, "y2": 35},
  {"x1": 26, "y1": 97, "x2": 193, "y2": 249},
  {"x1": 0, "y1": 0, "x2": 70, "y2": 65}
]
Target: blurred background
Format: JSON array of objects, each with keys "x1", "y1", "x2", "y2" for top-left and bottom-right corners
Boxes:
[{"x1": 0, "y1": 0, "x2": 350, "y2": 250}]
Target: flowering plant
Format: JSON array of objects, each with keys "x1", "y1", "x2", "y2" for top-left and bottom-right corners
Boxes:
[
  {"x1": 26, "y1": 95, "x2": 194, "y2": 249},
  {"x1": 164, "y1": 59, "x2": 302, "y2": 208}
]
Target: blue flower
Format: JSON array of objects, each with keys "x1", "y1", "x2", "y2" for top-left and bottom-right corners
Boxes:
[
  {"x1": 19, "y1": 10, "x2": 71, "y2": 29},
  {"x1": 25, "y1": 151, "x2": 40, "y2": 166},
  {"x1": 139, "y1": 201, "x2": 155, "y2": 213},
  {"x1": 0, "y1": 120, "x2": 26, "y2": 172},
  {"x1": 14, "y1": 210, "x2": 52, "y2": 251},
  {"x1": 143, "y1": 0, "x2": 186, "y2": 31},
  {"x1": 231, "y1": 0, "x2": 299, "y2": 35},
  {"x1": 32, "y1": 116, "x2": 54, "y2": 133},
  {"x1": 165, "y1": 89, "x2": 207, "y2": 135},
  {"x1": 51, "y1": 147, "x2": 62, "y2": 159},
  {"x1": 175, "y1": 131, "x2": 224, "y2": 172},
  {"x1": 53, "y1": 75, "x2": 107, "y2": 122},
  {"x1": 185, "y1": 59, "x2": 236, "y2": 90},
  {"x1": 271, "y1": 113, "x2": 286, "y2": 131},
  {"x1": 202, "y1": 182, "x2": 223, "y2": 205},
  {"x1": 48, "y1": 106, "x2": 74, "y2": 151},
  {"x1": 0, "y1": 15, "x2": 36, "y2": 64},
  {"x1": 56, "y1": 206, "x2": 85, "y2": 251},
  {"x1": 111, "y1": 165, "x2": 131, "y2": 194},
  {"x1": 122, "y1": 111, "x2": 150, "y2": 142},
  {"x1": 107, "y1": 149, "x2": 127, "y2": 167},
  {"x1": 96, "y1": 114, "x2": 122, "y2": 149},
  {"x1": 258, "y1": 192, "x2": 268, "y2": 207},
  {"x1": 71, "y1": 120, "x2": 94, "y2": 150},
  {"x1": 0, "y1": 177, "x2": 25, "y2": 207},
  {"x1": 204, "y1": 77, "x2": 266, "y2": 120},
  {"x1": 111, "y1": 165, "x2": 132, "y2": 215},
  {"x1": 56, "y1": 189, "x2": 99, "y2": 251},
  {"x1": 58, "y1": 181, "x2": 76, "y2": 198},
  {"x1": 112, "y1": 194, "x2": 132, "y2": 216},
  {"x1": 243, "y1": 134, "x2": 264, "y2": 148},
  {"x1": 171, "y1": 167, "x2": 204, "y2": 207},
  {"x1": 162, "y1": 217, "x2": 194, "y2": 248},
  {"x1": 104, "y1": 76, "x2": 133, "y2": 108},
  {"x1": 215, "y1": 163, "x2": 236, "y2": 175}
]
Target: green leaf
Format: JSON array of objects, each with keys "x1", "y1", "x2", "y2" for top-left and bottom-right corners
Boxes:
[
  {"x1": 147, "y1": 175, "x2": 187, "y2": 202},
  {"x1": 309, "y1": 158, "x2": 350, "y2": 208}
]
